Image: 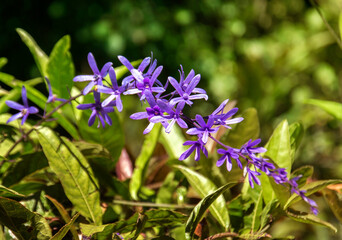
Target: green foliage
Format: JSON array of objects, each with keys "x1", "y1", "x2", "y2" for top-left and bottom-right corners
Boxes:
[
  {"x1": 0, "y1": 197, "x2": 52, "y2": 240},
  {"x1": 0, "y1": 13, "x2": 341, "y2": 238},
  {"x1": 185, "y1": 182, "x2": 236, "y2": 240},
  {"x1": 130, "y1": 124, "x2": 161, "y2": 200},
  {"x1": 37, "y1": 128, "x2": 102, "y2": 225},
  {"x1": 174, "y1": 165, "x2": 231, "y2": 230}
]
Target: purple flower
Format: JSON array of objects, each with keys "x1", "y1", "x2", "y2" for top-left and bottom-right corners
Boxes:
[
  {"x1": 244, "y1": 166, "x2": 261, "y2": 188},
  {"x1": 76, "y1": 91, "x2": 114, "y2": 128},
  {"x1": 216, "y1": 147, "x2": 241, "y2": 171},
  {"x1": 73, "y1": 52, "x2": 112, "y2": 95},
  {"x1": 150, "y1": 100, "x2": 187, "y2": 133},
  {"x1": 97, "y1": 67, "x2": 125, "y2": 112},
  {"x1": 130, "y1": 91, "x2": 168, "y2": 134},
  {"x1": 240, "y1": 139, "x2": 267, "y2": 159},
  {"x1": 118, "y1": 55, "x2": 156, "y2": 87},
  {"x1": 179, "y1": 139, "x2": 208, "y2": 161},
  {"x1": 168, "y1": 73, "x2": 208, "y2": 106},
  {"x1": 45, "y1": 77, "x2": 68, "y2": 103},
  {"x1": 124, "y1": 66, "x2": 165, "y2": 101},
  {"x1": 6, "y1": 86, "x2": 39, "y2": 125},
  {"x1": 177, "y1": 66, "x2": 206, "y2": 94},
  {"x1": 186, "y1": 115, "x2": 219, "y2": 144},
  {"x1": 252, "y1": 157, "x2": 275, "y2": 175},
  {"x1": 211, "y1": 99, "x2": 244, "y2": 128}
]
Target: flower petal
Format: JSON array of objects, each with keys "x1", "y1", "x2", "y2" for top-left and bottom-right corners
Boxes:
[
  {"x1": 21, "y1": 86, "x2": 28, "y2": 107},
  {"x1": 73, "y1": 75, "x2": 94, "y2": 82},
  {"x1": 6, "y1": 112, "x2": 23, "y2": 124},
  {"x1": 88, "y1": 52, "x2": 100, "y2": 75},
  {"x1": 100, "y1": 62, "x2": 113, "y2": 77},
  {"x1": 6, "y1": 100, "x2": 24, "y2": 111}
]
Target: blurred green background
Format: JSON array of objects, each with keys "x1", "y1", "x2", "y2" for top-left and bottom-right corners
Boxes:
[{"x1": 1, "y1": 0, "x2": 341, "y2": 237}]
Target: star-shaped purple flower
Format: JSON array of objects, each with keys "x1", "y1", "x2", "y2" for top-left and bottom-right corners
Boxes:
[
  {"x1": 150, "y1": 100, "x2": 187, "y2": 133},
  {"x1": 73, "y1": 52, "x2": 112, "y2": 95},
  {"x1": 216, "y1": 147, "x2": 241, "y2": 171},
  {"x1": 130, "y1": 91, "x2": 168, "y2": 134},
  {"x1": 6, "y1": 86, "x2": 39, "y2": 125},
  {"x1": 179, "y1": 139, "x2": 208, "y2": 161},
  {"x1": 186, "y1": 115, "x2": 219, "y2": 144},
  {"x1": 168, "y1": 73, "x2": 208, "y2": 106},
  {"x1": 76, "y1": 91, "x2": 114, "y2": 128},
  {"x1": 97, "y1": 67, "x2": 125, "y2": 112},
  {"x1": 211, "y1": 99, "x2": 244, "y2": 128}
]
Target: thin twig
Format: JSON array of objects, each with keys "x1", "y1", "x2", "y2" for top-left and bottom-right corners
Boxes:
[
  {"x1": 310, "y1": 0, "x2": 342, "y2": 49},
  {"x1": 113, "y1": 199, "x2": 195, "y2": 209},
  {"x1": 3, "y1": 93, "x2": 83, "y2": 159}
]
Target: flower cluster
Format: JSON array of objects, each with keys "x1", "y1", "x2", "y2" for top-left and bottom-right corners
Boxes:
[{"x1": 5, "y1": 52, "x2": 318, "y2": 215}]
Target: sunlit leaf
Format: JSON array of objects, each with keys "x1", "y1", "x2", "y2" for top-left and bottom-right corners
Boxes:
[
  {"x1": 129, "y1": 124, "x2": 161, "y2": 200},
  {"x1": 174, "y1": 165, "x2": 231, "y2": 230},
  {"x1": 0, "y1": 57, "x2": 7, "y2": 69},
  {"x1": 37, "y1": 128, "x2": 102, "y2": 225},
  {"x1": 47, "y1": 35, "x2": 75, "y2": 99},
  {"x1": 16, "y1": 28, "x2": 49, "y2": 76},
  {"x1": 160, "y1": 126, "x2": 187, "y2": 160},
  {"x1": 0, "y1": 196, "x2": 52, "y2": 240},
  {"x1": 185, "y1": 182, "x2": 236, "y2": 240},
  {"x1": 286, "y1": 208, "x2": 337, "y2": 232},
  {"x1": 304, "y1": 99, "x2": 342, "y2": 120},
  {"x1": 264, "y1": 120, "x2": 292, "y2": 175},
  {"x1": 284, "y1": 179, "x2": 342, "y2": 209}
]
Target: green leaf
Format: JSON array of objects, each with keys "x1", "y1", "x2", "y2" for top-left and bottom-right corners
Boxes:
[
  {"x1": 81, "y1": 209, "x2": 186, "y2": 238},
  {"x1": 264, "y1": 120, "x2": 292, "y2": 175},
  {"x1": 0, "y1": 185, "x2": 25, "y2": 198},
  {"x1": 46, "y1": 195, "x2": 79, "y2": 240},
  {"x1": 174, "y1": 165, "x2": 231, "y2": 230},
  {"x1": 129, "y1": 124, "x2": 161, "y2": 200},
  {"x1": 46, "y1": 35, "x2": 75, "y2": 99},
  {"x1": 50, "y1": 213, "x2": 80, "y2": 240},
  {"x1": 289, "y1": 122, "x2": 304, "y2": 162},
  {"x1": 156, "y1": 172, "x2": 179, "y2": 204},
  {"x1": 0, "y1": 196, "x2": 52, "y2": 240},
  {"x1": 251, "y1": 191, "x2": 263, "y2": 231},
  {"x1": 221, "y1": 108, "x2": 260, "y2": 148},
  {"x1": 339, "y1": 12, "x2": 342, "y2": 44},
  {"x1": 286, "y1": 208, "x2": 337, "y2": 232},
  {"x1": 160, "y1": 126, "x2": 187, "y2": 159},
  {"x1": 16, "y1": 28, "x2": 49, "y2": 76},
  {"x1": 0, "y1": 57, "x2": 7, "y2": 69},
  {"x1": 185, "y1": 182, "x2": 236, "y2": 240},
  {"x1": 291, "y1": 166, "x2": 314, "y2": 188},
  {"x1": 284, "y1": 179, "x2": 342, "y2": 209},
  {"x1": 304, "y1": 99, "x2": 342, "y2": 121},
  {"x1": 323, "y1": 188, "x2": 342, "y2": 224},
  {"x1": 78, "y1": 96, "x2": 124, "y2": 168},
  {"x1": 37, "y1": 128, "x2": 102, "y2": 225}
]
